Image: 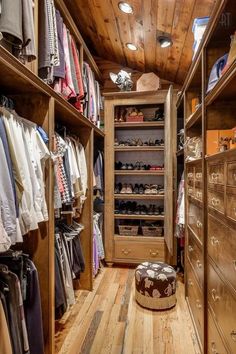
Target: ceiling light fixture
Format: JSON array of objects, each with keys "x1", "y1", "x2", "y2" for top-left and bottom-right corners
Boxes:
[
  {"x1": 118, "y1": 2, "x2": 133, "y2": 14},
  {"x1": 126, "y1": 43, "x2": 138, "y2": 51},
  {"x1": 158, "y1": 36, "x2": 173, "y2": 48}
]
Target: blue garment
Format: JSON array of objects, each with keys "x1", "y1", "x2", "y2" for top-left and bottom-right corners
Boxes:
[
  {"x1": 0, "y1": 116, "x2": 19, "y2": 216},
  {"x1": 37, "y1": 126, "x2": 49, "y2": 143},
  {"x1": 207, "y1": 53, "x2": 228, "y2": 93}
]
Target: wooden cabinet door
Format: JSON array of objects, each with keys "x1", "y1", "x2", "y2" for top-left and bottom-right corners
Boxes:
[{"x1": 164, "y1": 86, "x2": 176, "y2": 254}]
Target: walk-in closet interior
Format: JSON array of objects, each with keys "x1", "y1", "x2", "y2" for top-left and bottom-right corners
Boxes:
[{"x1": 0, "y1": 0, "x2": 235, "y2": 353}]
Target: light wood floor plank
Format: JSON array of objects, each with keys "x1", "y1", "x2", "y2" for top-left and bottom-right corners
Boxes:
[{"x1": 55, "y1": 267, "x2": 200, "y2": 354}]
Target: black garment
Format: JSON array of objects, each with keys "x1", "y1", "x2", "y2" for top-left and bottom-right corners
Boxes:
[
  {"x1": 0, "y1": 266, "x2": 24, "y2": 354},
  {"x1": 72, "y1": 235, "x2": 85, "y2": 277},
  {"x1": 24, "y1": 259, "x2": 44, "y2": 354},
  {"x1": 55, "y1": 247, "x2": 67, "y2": 320}
]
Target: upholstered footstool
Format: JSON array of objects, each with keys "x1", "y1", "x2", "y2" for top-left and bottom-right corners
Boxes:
[{"x1": 135, "y1": 261, "x2": 176, "y2": 310}]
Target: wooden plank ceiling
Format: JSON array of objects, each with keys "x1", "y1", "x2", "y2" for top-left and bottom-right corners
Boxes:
[{"x1": 65, "y1": 0, "x2": 216, "y2": 84}]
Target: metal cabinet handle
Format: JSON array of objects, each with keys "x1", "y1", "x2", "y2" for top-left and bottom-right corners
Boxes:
[
  {"x1": 188, "y1": 279, "x2": 193, "y2": 286},
  {"x1": 196, "y1": 260, "x2": 202, "y2": 269},
  {"x1": 122, "y1": 249, "x2": 131, "y2": 255},
  {"x1": 188, "y1": 245, "x2": 194, "y2": 252},
  {"x1": 150, "y1": 250, "x2": 158, "y2": 256},
  {"x1": 210, "y1": 236, "x2": 219, "y2": 246},
  {"x1": 231, "y1": 330, "x2": 236, "y2": 342},
  {"x1": 211, "y1": 341, "x2": 218, "y2": 353},
  {"x1": 211, "y1": 289, "x2": 220, "y2": 302},
  {"x1": 196, "y1": 220, "x2": 202, "y2": 228},
  {"x1": 196, "y1": 299, "x2": 202, "y2": 309}
]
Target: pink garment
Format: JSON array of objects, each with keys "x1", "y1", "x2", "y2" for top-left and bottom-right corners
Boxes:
[
  {"x1": 61, "y1": 24, "x2": 76, "y2": 99},
  {"x1": 70, "y1": 36, "x2": 84, "y2": 99}
]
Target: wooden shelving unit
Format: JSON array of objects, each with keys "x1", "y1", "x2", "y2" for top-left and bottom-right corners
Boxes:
[
  {"x1": 0, "y1": 1, "x2": 104, "y2": 353},
  {"x1": 104, "y1": 89, "x2": 176, "y2": 266},
  {"x1": 181, "y1": 1, "x2": 236, "y2": 352}
]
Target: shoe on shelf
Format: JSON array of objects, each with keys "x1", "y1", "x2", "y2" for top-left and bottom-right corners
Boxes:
[
  {"x1": 158, "y1": 206, "x2": 165, "y2": 215},
  {"x1": 127, "y1": 163, "x2": 134, "y2": 170},
  {"x1": 114, "y1": 184, "x2": 120, "y2": 194},
  {"x1": 139, "y1": 184, "x2": 144, "y2": 194},
  {"x1": 134, "y1": 161, "x2": 140, "y2": 170},
  {"x1": 120, "y1": 184, "x2": 127, "y2": 194},
  {"x1": 147, "y1": 205, "x2": 153, "y2": 215},
  {"x1": 160, "y1": 139, "x2": 164, "y2": 146},
  {"x1": 126, "y1": 184, "x2": 133, "y2": 194},
  {"x1": 139, "y1": 161, "x2": 145, "y2": 170},
  {"x1": 140, "y1": 205, "x2": 147, "y2": 215},
  {"x1": 150, "y1": 185, "x2": 158, "y2": 194},
  {"x1": 115, "y1": 161, "x2": 122, "y2": 170},
  {"x1": 114, "y1": 138, "x2": 119, "y2": 146},
  {"x1": 144, "y1": 184, "x2": 151, "y2": 194},
  {"x1": 153, "y1": 205, "x2": 160, "y2": 215},
  {"x1": 149, "y1": 139, "x2": 155, "y2": 146},
  {"x1": 121, "y1": 163, "x2": 128, "y2": 170},
  {"x1": 136, "y1": 138, "x2": 143, "y2": 146},
  {"x1": 133, "y1": 183, "x2": 139, "y2": 194}
]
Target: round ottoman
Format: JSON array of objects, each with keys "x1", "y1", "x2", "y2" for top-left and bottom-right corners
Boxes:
[{"x1": 135, "y1": 261, "x2": 176, "y2": 310}]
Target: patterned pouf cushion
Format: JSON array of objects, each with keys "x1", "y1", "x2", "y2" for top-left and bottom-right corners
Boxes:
[{"x1": 135, "y1": 261, "x2": 176, "y2": 310}]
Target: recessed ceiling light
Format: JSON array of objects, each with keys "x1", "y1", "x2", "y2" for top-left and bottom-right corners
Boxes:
[
  {"x1": 126, "y1": 43, "x2": 137, "y2": 51},
  {"x1": 158, "y1": 36, "x2": 173, "y2": 48},
  {"x1": 118, "y1": 2, "x2": 133, "y2": 14}
]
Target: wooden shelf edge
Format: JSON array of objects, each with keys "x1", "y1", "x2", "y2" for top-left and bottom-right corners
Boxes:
[
  {"x1": 205, "y1": 148, "x2": 236, "y2": 161},
  {"x1": 114, "y1": 214, "x2": 165, "y2": 220},
  {"x1": 185, "y1": 106, "x2": 202, "y2": 130},
  {"x1": 114, "y1": 122, "x2": 165, "y2": 128},
  {"x1": 185, "y1": 158, "x2": 202, "y2": 165},
  {"x1": 114, "y1": 170, "x2": 165, "y2": 175},
  {"x1": 114, "y1": 194, "x2": 165, "y2": 199},
  {"x1": 114, "y1": 146, "x2": 164, "y2": 151},
  {"x1": 114, "y1": 235, "x2": 164, "y2": 241},
  {"x1": 103, "y1": 90, "x2": 165, "y2": 99}
]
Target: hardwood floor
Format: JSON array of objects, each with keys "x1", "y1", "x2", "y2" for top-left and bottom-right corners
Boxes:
[{"x1": 55, "y1": 267, "x2": 200, "y2": 354}]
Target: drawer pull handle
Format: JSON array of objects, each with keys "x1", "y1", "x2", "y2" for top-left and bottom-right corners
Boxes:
[
  {"x1": 188, "y1": 279, "x2": 193, "y2": 286},
  {"x1": 211, "y1": 341, "x2": 217, "y2": 353},
  {"x1": 211, "y1": 198, "x2": 220, "y2": 207},
  {"x1": 210, "y1": 236, "x2": 219, "y2": 246},
  {"x1": 196, "y1": 299, "x2": 202, "y2": 309},
  {"x1": 211, "y1": 289, "x2": 220, "y2": 302},
  {"x1": 122, "y1": 249, "x2": 131, "y2": 255},
  {"x1": 233, "y1": 260, "x2": 236, "y2": 271},
  {"x1": 188, "y1": 173, "x2": 193, "y2": 178},
  {"x1": 196, "y1": 260, "x2": 202, "y2": 269},
  {"x1": 150, "y1": 250, "x2": 158, "y2": 257},
  {"x1": 188, "y1": 245, "x2": 194, "y2": 252},
  {"x1": 196, "y1": 220, "x2": 202, "y2": 228},
  {"x1": 230, "y1": 330, "x2": 236, "y2": 342}
]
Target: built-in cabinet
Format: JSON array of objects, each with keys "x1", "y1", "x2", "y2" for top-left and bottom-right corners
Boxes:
[
  {"x1": 104, "y1": 89, "x2": 177, "y2": 266},
  {"x1": 181, "y1": 0, "x2": 236, "y2": 352}
]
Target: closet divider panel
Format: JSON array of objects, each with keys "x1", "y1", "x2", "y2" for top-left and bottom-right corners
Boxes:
[
  {"x1": 164, "y1": 86, "x2": 177, "y2": 258},
  {"x1": 79, "y1": 127, "x2": 94, "y2": 290}
]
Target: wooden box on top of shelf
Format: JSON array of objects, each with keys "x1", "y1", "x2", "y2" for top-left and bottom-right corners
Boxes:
[{"x1": 104, "y1": 89, "x2": 177, "y2": 266}]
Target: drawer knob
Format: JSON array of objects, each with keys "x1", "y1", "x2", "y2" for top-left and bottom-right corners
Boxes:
[
  {"x1": 188, "y1": 245, "x2": 194, "y2": 252},
  {"x1": 196, "y1": 299, "x2": 202, "y2": 309},
  {"x1": 122, "y1": 249, "x2": 131, "y2": 255},
  {"x1": 233, "y1": 172, "x2": 236, "y2": 181},
  {"x1": 149, "y1": 250, "x2": 159, "y2": 257},
  {"x1": 188, "y1": 173, "x2": 193, "y2": 178},
  {"x1": 211, "y1": 236, "x2": 219, "y2": 246},
  {"x1": 211, "y1": 289, "x2": 220, "y2": 302},
  {"x1": 196, "y1": 260, "x2": 202, "y2": 269},
  {"x1": 211, "y1": 198, "x2": 220, "y2": 207},
  {"x1": 230, "y1": 330, "x2": 236, "y2": 342}
]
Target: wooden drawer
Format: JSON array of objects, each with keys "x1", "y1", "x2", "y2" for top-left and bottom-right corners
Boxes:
[
  {"x1": 114, "y1": 239, "x2": 165, "y2": 262},
  {"x1": 226, "y1": 187, "x2": 236, "y2": 222},
  {"x1": 186, "y1": 261, "x2": 204, "y2": 346},
  {"x1": 208, "y1": 261, "x2": 236, "y2": 353},
  {"x1": 195, "y1": 167, "x2": 203, "y2": 185},
  {"x1": 227, "y1": 161, "x2": 236, "y2": 187},
  {"x1": 208, "y1": 163, "x2": 224, "y2": 185},
  {"x1": 208, "y1": 310, "x2": 228, "y2": 354},
  {"x1": 188, "y1": 231, "x2": 204, "y2": 288},
  {"x1": 195, "y1": 187, "x2": 203, "y2": 202},
  {"x1": 187, "y1": 202, "x2": 203, "y2": 244},
  {"x1": 208, "y1": 214, "x2": 236, "y2": 292},
  {"x1": 187, "y1": 167, "x2": 194, "y2": 186},
  {"x1": 208, "y1": 188, "x2": 224, "y2": 214}
]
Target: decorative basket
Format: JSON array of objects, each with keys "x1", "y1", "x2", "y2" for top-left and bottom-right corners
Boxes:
[
  {"x1": 126, "y1": 115, "x2": 144, "y2": 122},
  {"x1": 118, "y1": 225, "x2": 139, "y2": 236},
  {"x1": 142, "y1": 226, "x2": 163, "y2": 237}
]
